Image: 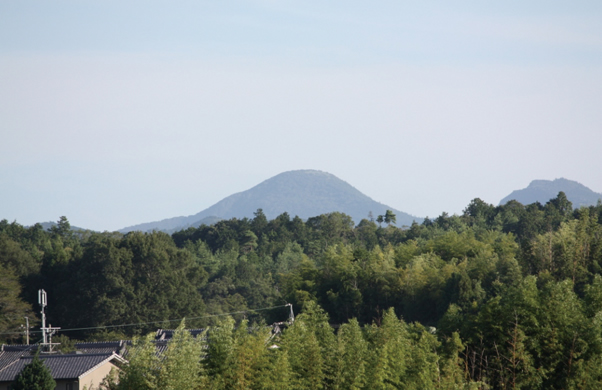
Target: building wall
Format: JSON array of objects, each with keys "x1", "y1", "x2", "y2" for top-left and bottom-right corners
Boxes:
[
  {"x1": 78, "y1": 361, "x2": 119, "y2": 390},
  {"x1": 55, "y1": 379, "x2": 78, "y2": 390},
  {"x1": 0, "y1": 359, "x2": 120, "y2": 390},
  {"x1": 2, "y1": 381, "x2": 77, "y2": 390}
]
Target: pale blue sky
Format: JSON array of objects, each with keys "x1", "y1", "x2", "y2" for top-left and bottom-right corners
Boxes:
[{"x1": 1, "y1": 1, "x2": 601, "y2": 231}]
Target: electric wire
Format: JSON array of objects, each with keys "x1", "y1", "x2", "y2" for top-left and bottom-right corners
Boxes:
[{"x1": 0, "y1": 304, "x2": 291, "y2": 337}]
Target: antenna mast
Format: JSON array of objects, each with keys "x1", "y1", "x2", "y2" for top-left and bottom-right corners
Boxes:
[
  {"x1": 38, "y1": 289, "x2": 60, "y2": 353},
  {"x1": 286, "y1": 303, "x2": 295, "y2": 323}
]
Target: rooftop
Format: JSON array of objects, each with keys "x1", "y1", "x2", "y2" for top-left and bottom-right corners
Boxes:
[{"x1": 0, "y1": 353, "x2": 124, "y2": 382}]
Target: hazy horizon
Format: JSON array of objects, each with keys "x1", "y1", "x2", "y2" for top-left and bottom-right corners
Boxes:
[{"x1": 2, "y1": 1, "x2": 601, "y2": 231}]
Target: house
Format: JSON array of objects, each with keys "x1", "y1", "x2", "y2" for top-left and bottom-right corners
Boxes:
[
  {"x1": 0, "y1": 347, "x2": 124, "y2": 390},
  {"x1": 154, "y1": 328, "x2": 207, "y2": 340},
  {"x1": 74, "y1": 341, "x2": 129, "y2": 356},
  {"x1": 0, "y1": 338, "x2": 167, "y2": 390}
]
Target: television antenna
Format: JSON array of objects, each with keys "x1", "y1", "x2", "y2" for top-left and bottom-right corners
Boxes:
[{"x1": 38, "y1": 289, "x2": 61, "y2": 353}]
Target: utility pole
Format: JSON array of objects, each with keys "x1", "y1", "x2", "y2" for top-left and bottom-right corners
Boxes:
[
  {"x1": 286, "y1": 303, "x2": 295, "y2": 323},
  {"x1": 24, "y1": 317, "x2": 29, "y2": 345}
]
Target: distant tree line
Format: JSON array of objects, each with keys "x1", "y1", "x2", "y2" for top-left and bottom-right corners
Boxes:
[{"x1": 1, "y1": 192, "x2": 602, "y2": 388}]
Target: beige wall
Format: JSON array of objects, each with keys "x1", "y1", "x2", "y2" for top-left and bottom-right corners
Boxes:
[
  {"x1": 0, "y1": 360, "x2": 119, "y2": 390},
  {"x1": 78, "y1": 361, "x2": 119, "y2": 390}
]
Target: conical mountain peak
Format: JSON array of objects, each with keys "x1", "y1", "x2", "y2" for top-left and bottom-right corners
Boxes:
[{"x1": 120, "y1": 170, "x2": 421, "y2": 233}]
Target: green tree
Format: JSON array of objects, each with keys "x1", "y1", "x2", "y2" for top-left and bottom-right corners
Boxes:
[
  {"x1": 250, "y1": 209, "x2": 268, "y2": 238},
  {"x1": 332, "y1": 318, "x2": 368, "y2": 390},
  {"x1": 204, "y1": 317, "x2": 291, "y2": 390},
  {"x1": 116, "y1": 333, "x2": 159, "y2": 390},
  {"x1": 536, "y1": 280, "x2": 595, "y2": 389},
  {"x1": 252, "y1": 347, "x2": 292, "y2": 390},
  {"x1": 364, "y1": 308, "x2": 410, "y2": 389},
  {"x1": 53, "y1": 231, "x2": 208, "y2": 335},
  {"x1": 221, "y1": 321, "x2": 271, "y2": 390},
  {"x1": 282, "y1": 320, "x2": 325, "y2": 390},
  {"x1": 528, "y1": 217, "x2": 594, "y2": 285},
  {"x1": 0, "y1": 264, "x2": 35, "y2": 343},
  {"x1": 274, "y1": 242, "x2": 306, "y2": 274},
  {"x1": 306, "y1": 212, "x2": 355, "y2": 249},
  {"x1": 355, "y1": 219, "x2": 379, "y2": 250},
  {"x1": 319, "y1": 245, "x2": 363, "y2": 323},
  {"x1": 156, "y1": 320, "x2": 206, "y2": 390},
  {"x1": 0, "y1": 234, "x2": 40, "y2": 276},
  {"x1": 204, "y1": 316, "x2": 236, "y2": 383},
  {"x1": 280, "y1": 301, "x2": 335, "y2": 390},
  {"x1": 12, "y1": 352, "x2": 56, "y2": 390},
  {"x1": 49, "y1": 216, "x2": 72, "y2": 240},
  {"x1": 384, "y1": 210, "x2": 397, "y2": 226},
  {"x1": 463, "y1": 198, "x2": 496, "y2": 229}
]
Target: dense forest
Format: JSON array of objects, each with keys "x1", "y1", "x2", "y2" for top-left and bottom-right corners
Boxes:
[{"x1": 2, "y1": 192, "x2": 602, "y2": 389}]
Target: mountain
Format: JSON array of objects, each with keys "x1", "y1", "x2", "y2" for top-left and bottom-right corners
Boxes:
[
  {"x1": 119, "y1": 170, "x2": 422, "y2": 233},
  {"x1": 499, "y1": 178, "x2": 602, "y2": 208},
  {"x1": 37, "y1": 221, "x2": 90, "y2": 232}
]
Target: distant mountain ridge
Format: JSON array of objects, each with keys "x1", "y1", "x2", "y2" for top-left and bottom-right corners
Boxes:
[
  {"x1": 120, "y1": 170, "x2": 422, "y2": 233},
  {"x1": 37, "y1": 221, "x2": 89, "y2": 232},
  {"x1": 499, "y1": 178, "x2": 602, "y2": 208}
]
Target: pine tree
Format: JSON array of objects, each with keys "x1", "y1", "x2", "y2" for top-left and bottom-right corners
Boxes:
[{"x1": 12, "y1": 352, "x2": 56, "y2": 390}]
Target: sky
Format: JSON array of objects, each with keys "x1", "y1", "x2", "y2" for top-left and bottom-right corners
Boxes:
[{"x1": 1, "y1": 1, "x2": 601, "y2": 232}]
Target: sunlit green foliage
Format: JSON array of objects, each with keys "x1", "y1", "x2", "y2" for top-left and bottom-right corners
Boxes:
[{"x1": 2, "y1": 193, "x2": 602, "y2": 388}]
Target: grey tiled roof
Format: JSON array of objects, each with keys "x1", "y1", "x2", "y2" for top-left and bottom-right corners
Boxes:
[
  {"x1": 75, "y1": 341, "x2": 128, "y2": 355},
  {"x1": 155, "y1": 328, "x2": 207, "y2": 340},
  {"x1": 73, "y1": 337, "x2": 180, "y2": 358},
  {"x1": 0, "y1": 352, "x2": 25, "y2": 376},
  {"x1": 153, "y1": 340, "x2": 168, "y2": 355},
  {"x1": 0, "y1": 345, "x2": 38, "y2": 375},
  {"x1": 0, "y1": 345, "x2": 33, "y2": 352},
  {"x1": 0, "y1": 353, "x2": 122, "y2": 382}
]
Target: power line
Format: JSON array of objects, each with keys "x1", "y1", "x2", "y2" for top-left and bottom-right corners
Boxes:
[{"x1": 0, "y1": 304, "x2": 290, "y2": 336}]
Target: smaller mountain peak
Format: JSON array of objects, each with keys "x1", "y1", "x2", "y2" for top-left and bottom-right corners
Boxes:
[
  {"x1": 501, "y1": 178, "x2": 602, "y2": 208},
  {"x1": 528, "y1": 178, "x2": 591, "y2": 192}
]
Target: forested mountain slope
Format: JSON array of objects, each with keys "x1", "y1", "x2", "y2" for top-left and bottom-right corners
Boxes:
[
  {"x1": 120, "y1": 170, "x2": 421, "y2": 232},
  {"x1": 3, "y1": 193, "x2": 602, "y2": 389},
  {"x1": 500, "y1": 178, "x2": 602, "y2": 208}
]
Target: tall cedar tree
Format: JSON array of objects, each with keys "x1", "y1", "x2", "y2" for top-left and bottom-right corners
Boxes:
[{"x1": 12, "y1": 352, "x2": 56, "y2": 390}]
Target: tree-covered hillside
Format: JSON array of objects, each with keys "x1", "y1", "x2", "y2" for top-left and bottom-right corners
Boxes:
[{"x1": 2, "y1": 192, "x2": 602, "y2": 389}]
